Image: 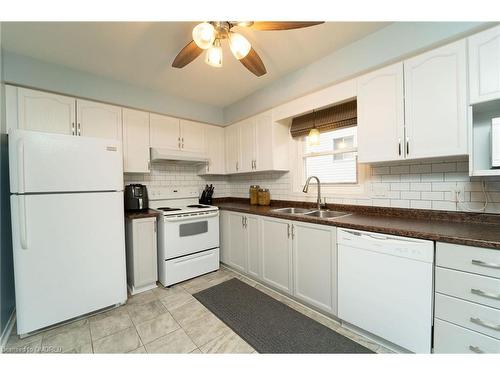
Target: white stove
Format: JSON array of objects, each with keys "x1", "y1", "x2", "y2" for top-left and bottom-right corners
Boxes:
[{"x1": 149, "y1": 187, "x2": 220, "y2": 287}]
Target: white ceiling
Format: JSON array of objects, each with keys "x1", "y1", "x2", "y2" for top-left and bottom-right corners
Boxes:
[{"x1": 2, "y1": 22, "x2": 390, "y2": 107}]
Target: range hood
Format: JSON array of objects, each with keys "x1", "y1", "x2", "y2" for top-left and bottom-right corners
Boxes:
[{"x1": 150, "y1": 147, "x2": 208, "y2": 163}]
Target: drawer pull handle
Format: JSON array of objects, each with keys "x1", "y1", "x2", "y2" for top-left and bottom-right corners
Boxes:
[
  {"x1": 471, "y1": 259, "x2": 500, "y2": 269},
  {"x1": 470, "y1": 317, "x2": 500, "y2": 331},
  {"x1": 468, "y1": 345, "x2": 484, "y2": 354},
  {"x1": 471, "y1": 288, "x2": 500, "y2": 301}
]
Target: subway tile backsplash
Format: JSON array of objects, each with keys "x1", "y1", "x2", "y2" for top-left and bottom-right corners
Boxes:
[{"x1": 124, "y1": 157, "x2": 500, "y2": 214}]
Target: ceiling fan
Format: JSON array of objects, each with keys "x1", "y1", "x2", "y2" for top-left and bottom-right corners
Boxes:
[{"x1": 172, "y1": 21, "x2": 324, "y2": 77}]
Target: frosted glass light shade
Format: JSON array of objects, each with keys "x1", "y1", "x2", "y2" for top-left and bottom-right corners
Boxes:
[
  {"x1": 205, "y1": 41, "x2": 223, "y2": 67},
  {"x1": 229, "y1": 32, "x2": 251, "y2": 60},
  {"x1": 192, "y1": 22, "x2": 216, "y2": 49},
  {"x1": 308, "y1": 128, "x2": 320, "y2": 146}
]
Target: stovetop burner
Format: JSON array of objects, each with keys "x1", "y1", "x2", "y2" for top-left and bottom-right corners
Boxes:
[
  {"x1": 186, "y1": 204, "x2": 210, "y2": 208},
  {"x1": 157, "y1": 207, "x2": 182, "y2": 212}
]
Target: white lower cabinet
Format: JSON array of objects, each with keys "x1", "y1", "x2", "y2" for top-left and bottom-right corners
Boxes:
[
  {"x1": 260, "y1": 217, "x2": 293, "y2": 294},
  {"x1": 220, "y1": 211, "x2": 337, "y2": 314},
  {"x1": 293, "y1": 221, "x2": 337, "y2": 314},
  {"x1": 220, "y1": 211, "x2": 261, "y2": 277},
  {"x1": 125, "y1": 216, "x2": 158, "y2": 295},
  {"x1": 434, "y1": 242, "x2": 500, "y2": 353},
  {"x1": 226, "y1": 211, "x2": 248, "y2": 273},
  {"x1": 246, "y1": 215, "x2": 261, "y2": 279}
]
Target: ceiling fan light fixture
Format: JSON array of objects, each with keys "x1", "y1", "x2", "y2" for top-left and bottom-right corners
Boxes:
[
  {"x1": 192, "y1": 22, "x2": 216, "y2": 49},
  {"x1": 229, "y1": 32, "x2": 251, "y2": 60},
  {"x1": 205, "y1": 39, "x2": 223, "y2": 68}
]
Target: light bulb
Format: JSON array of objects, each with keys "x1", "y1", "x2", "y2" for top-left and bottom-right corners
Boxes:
[
  {"x1": 192, "y1": 22, "x2": 216, "y2": 49},
  {"x1": 229, "y1": 32, "x2": 251, "y2": 60},
  {"x1": 308, "y1": 128, "x2": 320, "y2": 146},
  {"x1": 205, "y1": 40, "x2": 223, "y2": 68}
]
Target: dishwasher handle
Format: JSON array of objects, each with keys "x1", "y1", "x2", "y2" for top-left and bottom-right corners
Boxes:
[{"x1": 340, "y1": 229, "x2": 424, "y2": 244}]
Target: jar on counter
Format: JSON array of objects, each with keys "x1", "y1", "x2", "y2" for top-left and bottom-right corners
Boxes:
[
  {"x1": 258, "y1": 188, "x2": 271, "y2": 206},
  {"x1": 249, "y1": 185, "x2": 260, "y2": 205}
]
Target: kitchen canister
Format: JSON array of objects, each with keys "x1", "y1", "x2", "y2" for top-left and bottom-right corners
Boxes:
[
  {"x1": 258, "y1": 188, "x2": 271, "y2": 206},
  {"x1": 249, "y1": 185, "x2": 260, "y2": 205}
]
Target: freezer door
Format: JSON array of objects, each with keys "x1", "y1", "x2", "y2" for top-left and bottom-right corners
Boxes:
[
  {"x1": 9, "y1": 129, "x2": 123, "y2": 193},
  {"x1": 11, "y1": 192, "x2": 127, "y2": 335}
]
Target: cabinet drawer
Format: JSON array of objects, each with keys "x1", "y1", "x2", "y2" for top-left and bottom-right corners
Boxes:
[
  {"x1": 434, "y1": 318, "x2": 500, "y2": 353},
  {"x1": 164, "y1": 248, "x2": 219, "y2": 286},
  {"x1": 437, "y1": 242, "x2": 500, "y2": 279},
  {"x1": 435, "y1": 267, "x2": 500, "y2": 309},
  {"x1": 435, "y1": 293, "x2": 500, "y2": 340}
]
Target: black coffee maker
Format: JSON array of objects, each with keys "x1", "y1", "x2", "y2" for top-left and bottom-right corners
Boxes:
[{"x1": 124, "y1": 184, "x2": 149, "y2": 211}]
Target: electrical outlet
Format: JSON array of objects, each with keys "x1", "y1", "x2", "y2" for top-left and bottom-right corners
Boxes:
[{"x1": 452, "y1": 184, "x2": 465, "y2": 203}]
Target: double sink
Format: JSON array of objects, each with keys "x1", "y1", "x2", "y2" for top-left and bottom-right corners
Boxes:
[{"x1": 271, "y1": 207, "x2": 351, "y2": 219}]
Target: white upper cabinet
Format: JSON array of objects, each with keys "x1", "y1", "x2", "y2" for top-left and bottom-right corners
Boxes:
[
  {"x1": 180, "y1": 119, "x2": 206, "y2": 154},
  {"x1": 224, "y1": 111, "x2": 289, "y2": 174},
  {"x1": 149, "y1": 113, "x2": 180, "y2": 150},
  {"x1": 404, "y1": 39, "x2": 468, "y2": 159},
  {"x1": 239, "y1": 119, "x2": 257, "y2": 173},
  {"x1": 76, "y1": 99, "x2": 122, "y2": 140},
  {"x1": 122, "y1": 108, "x2": 150, "y2": 173},
  {"x1": 357, "y1": 63, "x2": 405, "y2": 163},
  {"x1": 199, "y1": 125, "x2": 225, "y2": 175},
  {"x1": 225, "y1": 123, "x2": 241, "y2": 173},
  {"x1": 469, "y1": 25, "x2": 500, "y2": 104},
  {"x1": 17, "y1": 88, "x2": 76, "y2": 135}
]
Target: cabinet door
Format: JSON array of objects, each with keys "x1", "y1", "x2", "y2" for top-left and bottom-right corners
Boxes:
[
  {"x1": 219, "y1": 211, "x2": 230, "y2": 264},
  {"x1": 226, "y1": 212, "x2": 247, "y2": 273},
  {"x1": 293, "y1": 222, "x2": 336, "y2": 314},
  {"x1": 246, "y1": 215, "x2": 261, "y2": 279},
  {"x1": 261, "y1": 217, "x2": 292, "y2": 293},
  {"x1": 17, "y1": 88, "x2": 75, "y2": 135},
  {"x1": 469, "y1": 25, "x2": 500, "y2": 104},
  {"x1": 132, "y1": 218, "x2": 158, "y2": 288},
  {"x1": 225, "y1": 124, "x2": 240, "y2": 173},
  {"x1": 201, "y1": 125, "x2": 225, "y2": 175},
  {"x1": 149, "y1": 113, "x2": 180, "y2": 150},
  {"x1": 404, "y1": 40, "x2": 467, "y2": 159},
  {"x1": 239, "y1": 119, "x2": 256, "y2": 172},
  {"x1": 357, "y1": 63, "x2": 405, "y2": 163},
  {"x1": 180, "y1": 119, "x2": 206, "y2": 153},
  {"x1": 255, "y1": 112, "x2": 274, "y2": 171},
  {"x1": 76, "y1": 99, "x2": 122, "y2": 140},
  {"x1": 122, "y1": 108, "x2": 150, "y2": 173}
]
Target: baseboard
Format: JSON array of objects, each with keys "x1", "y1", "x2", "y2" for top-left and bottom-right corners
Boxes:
[{"x1": 0, "y1": 310, "x2": 16, "y2": 352}]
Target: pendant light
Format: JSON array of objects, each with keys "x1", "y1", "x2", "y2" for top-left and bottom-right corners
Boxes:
[{"x1": 308, "y1": 110, "x2": 320, "y2": 146}]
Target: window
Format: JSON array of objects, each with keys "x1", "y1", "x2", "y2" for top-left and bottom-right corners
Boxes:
[{"x1": 303, "y1": 127, "x2": 358, "y2": 184}]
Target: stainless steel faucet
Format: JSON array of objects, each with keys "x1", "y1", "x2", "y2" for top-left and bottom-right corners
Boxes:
[{"x1": 303, "y1": 176, "x2": 323, "y2": 211}]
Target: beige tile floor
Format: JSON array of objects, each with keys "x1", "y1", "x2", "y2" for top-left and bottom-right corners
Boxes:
[{"x1": 3, "y1": 266, "x2": 394, "y2": 354}]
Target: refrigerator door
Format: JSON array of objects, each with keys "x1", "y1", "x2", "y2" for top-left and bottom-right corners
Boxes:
[
  {"x1": 9, "y1": 129, "x2": 123, "y2": 194},
  {"x1": 11, "y1": 192, "x2": 127, "y2": 335}
]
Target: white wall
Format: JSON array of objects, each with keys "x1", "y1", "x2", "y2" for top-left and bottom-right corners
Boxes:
[
  {"x1": 2, "y1": 51, "x2": 225, "y2": 125},
  {"x1": 224, "y1": 22, "x2": 493, "y2": 124}
]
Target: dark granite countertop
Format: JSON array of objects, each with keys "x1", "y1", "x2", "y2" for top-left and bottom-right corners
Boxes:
[
  {"x1": 124, "y1": 209, "x2": 160, "y2": 220},
  {"x1": 214, "y1": 199, "x2": 500, "y2": 250}
]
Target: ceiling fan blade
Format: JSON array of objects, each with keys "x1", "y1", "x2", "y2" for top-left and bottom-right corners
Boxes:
[
  {"x1": 172, "y1": 40, "x2": 203, "y2": 68},
  {"x1": 240, "y1": 48, "x2": 267, "y2": 77},
  {"x1": 249, "y1": 21, "x2": 324, "y2": 31}
]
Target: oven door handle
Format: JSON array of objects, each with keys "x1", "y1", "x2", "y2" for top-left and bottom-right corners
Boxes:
[{"x1": 162, "y1": 211, "x2": 219, "y2": 222}]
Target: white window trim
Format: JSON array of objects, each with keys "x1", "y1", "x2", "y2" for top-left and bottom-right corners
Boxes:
[{"x1": 289, "y1": 137, "x2": 369, "y2": 199}]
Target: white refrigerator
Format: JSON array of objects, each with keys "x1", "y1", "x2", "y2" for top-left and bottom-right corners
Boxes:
[{"x1": 9, "y1": 129, "x2": 127, "y2": 336}]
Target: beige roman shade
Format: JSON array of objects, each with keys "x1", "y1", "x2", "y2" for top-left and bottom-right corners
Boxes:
[{"x1": 290, "y1": 100, "x2": 357, "y2": 138}]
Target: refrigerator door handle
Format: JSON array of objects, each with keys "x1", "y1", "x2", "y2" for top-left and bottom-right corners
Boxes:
[
  {"x1": 19, "y1": 196, "x2": 29, "y2": 249},
  {"x1": 17, "y1": 138, "x2": 26, "y2": 193}
]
